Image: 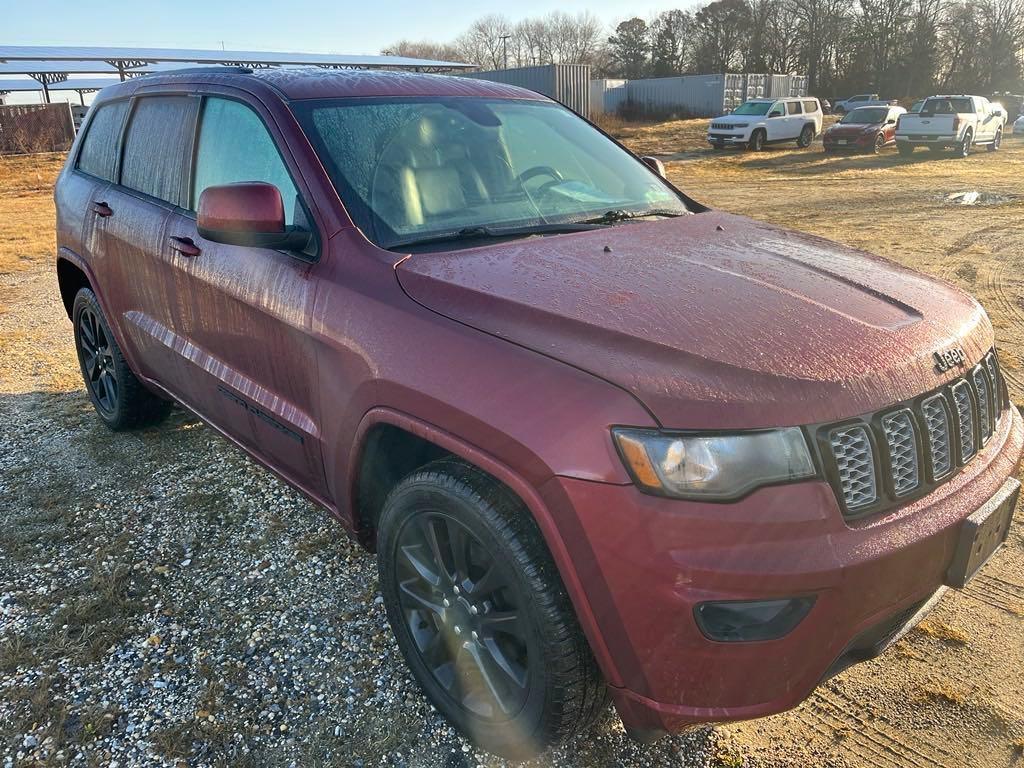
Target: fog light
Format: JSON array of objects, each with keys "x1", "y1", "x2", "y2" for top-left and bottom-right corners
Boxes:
[{"x1": 695, "y1": 597, "x2": 815, "y2": 642}]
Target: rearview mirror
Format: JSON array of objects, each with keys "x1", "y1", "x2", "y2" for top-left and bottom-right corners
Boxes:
[
  {"x1": 640, "y1": 156, "x2": 666, "y2": 178},
  {"x1": 197, "y1": 182, "x2": 310, "y2": 250}
]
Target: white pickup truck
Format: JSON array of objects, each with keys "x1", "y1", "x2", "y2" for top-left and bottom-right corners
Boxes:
[{"x1": 895, "y1": 95, "x2": 1006, "y2": 157}]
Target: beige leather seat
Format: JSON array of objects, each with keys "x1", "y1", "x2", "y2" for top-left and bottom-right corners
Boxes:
[{"x1": 372, "y1": 115, "x2": 490, "y2": 229}]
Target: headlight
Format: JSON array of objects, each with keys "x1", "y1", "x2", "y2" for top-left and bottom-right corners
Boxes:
[
  {"x1": 612, "y1": 427, "x2": 815, "y2": 500},
  {"x1": 733, "y1": 123, "x2": 749, "y2": 128}
]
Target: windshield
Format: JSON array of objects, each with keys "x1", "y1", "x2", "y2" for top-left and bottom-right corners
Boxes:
[
  {"x1": 293, "y1": 97, "x2": 689, "y2": 249},
  {"x1": 841, "y1": 107, "x2": 888, "y2": 124},
  {"x1": 731, "y1": 101, "x2": 773, "y2": 116}
]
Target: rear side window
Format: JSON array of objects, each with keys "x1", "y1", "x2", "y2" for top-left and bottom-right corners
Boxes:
[
  {"x1": 786, "y1": 102, "x2": 802, "y2": 115},
  {"x1": 120, "y1": 96, "x2": 196, "y2": 206},
  {"x1": 77, "y1": 101, "x2": 128, "y2": 181},
  {"x1": 802, "y1": 100, "x2": 818, "y2": 113},
  {"x1": 192, "y1": 98, "x2": 299, "y2": 225}
]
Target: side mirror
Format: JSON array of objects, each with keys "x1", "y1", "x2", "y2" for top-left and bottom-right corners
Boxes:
[
  {"x1": 197, "y1": 182, "x2": 310, "y2": 250},
  {"x1": 640, "y1": 155, "x2": 666, "y2": 178}
]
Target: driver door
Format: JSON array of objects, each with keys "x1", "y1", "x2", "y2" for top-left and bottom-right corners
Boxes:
[{"x1": 765, "y1": 102, "x2": 788, "y2": 141}]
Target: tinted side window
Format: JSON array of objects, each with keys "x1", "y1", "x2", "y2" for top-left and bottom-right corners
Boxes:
[
  {"x1": 121, "y1": 96, "x2": 196, "y2": 206},
  {"x1": 77, "y1": 101, "x2": 128, "y2": 181},
  {"x1": 193, "y1": 98, "x2": 299, "y2": 225},
  {"x1": 802, "y1": 100, "x2": 818, "y2": 113},
  {"x1": 786, "y1": 101, "x2": 802, "y2": 115}
]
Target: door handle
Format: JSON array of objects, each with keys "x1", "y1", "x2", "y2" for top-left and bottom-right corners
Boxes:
[
  {"x1": 168, "y1": 236, "x2": 201, "y2": 257},
  {"x1": 90, "y1": 201, "x2": 113, "y2": 217}
]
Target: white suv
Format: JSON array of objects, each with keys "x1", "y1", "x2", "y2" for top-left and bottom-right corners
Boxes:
[{"x1": 708, "y1": 98, "x2": 823, "y2": 151}]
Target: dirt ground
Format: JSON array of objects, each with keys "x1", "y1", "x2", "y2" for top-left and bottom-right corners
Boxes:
[{"x1": 2, "y1": 121, "x2": 1024, "y2": 767}]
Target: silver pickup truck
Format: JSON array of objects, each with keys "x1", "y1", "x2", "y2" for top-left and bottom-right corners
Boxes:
[{"x1": 895, "y1": 95, "x2": 1006, "y2": 157}]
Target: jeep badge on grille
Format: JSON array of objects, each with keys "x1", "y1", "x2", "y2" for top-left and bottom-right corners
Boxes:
[{"x1": 934, "y1": 347, "x2": 967, "y2": 373}]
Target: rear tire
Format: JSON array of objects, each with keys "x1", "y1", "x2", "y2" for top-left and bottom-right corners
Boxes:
[
  {"x1": 748, "y1": 129, "x2": 766, "y2": 152},
  {"x1": 377, "y1": 459, "x2": 608, "y2": 759},
  {"x1": 898, "y1": 143, "x2": 914, "y2": 157},
  {"x1": 72, "y1": 288, "x2": 171, "y2": 430},
  {"x1": 956, "y1": 130, "x2": 973, "y2": 158},
  {"x1": 797, "y1": 124, "x2": 814, "y2": 148}
]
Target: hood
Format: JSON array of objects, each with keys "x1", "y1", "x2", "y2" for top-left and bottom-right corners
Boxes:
[
  {"x1": 396, "y1": 212, "x2": 992, "y2": 429},
  {"x1": 827, "y1": 123, "x2": 880, "y2": 135}
]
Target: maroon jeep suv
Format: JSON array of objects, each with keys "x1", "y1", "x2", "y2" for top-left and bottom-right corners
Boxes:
[{"x1": 54, "y1": 67, "x2": 1022, "y2": 758}]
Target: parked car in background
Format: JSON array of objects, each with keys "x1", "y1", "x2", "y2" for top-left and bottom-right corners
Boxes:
[
  {"x1": 833, "y1": 93, "x2": 881, "y2": 114},
  {"x1": 896, "y1": 95, "x2": 1006, "y2": 157},
  {"x1": 708, "y1": 97, "x2": 823, "y2": 151},
  {"x1": 820, "y1": 98, "x2": 832, "y2": 115},
  {"x1": 909, "y1": 99, "x2": 925, "y2": 114},
  {"x1": 823, "y1": 105, "x2": 906, "y2": 153},
  {"x1": 70, "y1": 104, "x2": 89, "y2": 133},
  {"x1": 1014, "y1": 113, "x2": 1024, "y2": 135},
  {"x1": 54, "y1": 67, "x2": 1024, "y2": 759}
]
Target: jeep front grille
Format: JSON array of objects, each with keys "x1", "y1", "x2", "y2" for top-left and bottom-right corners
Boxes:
[
  {"x1": 881, "y1": 411, "x2": 919, "y2": 496},
  {"x1": 829, "y1": 425, "x2": 877, "y2": 510},
  {"x1": 951, "y1": 381, "x2": 976, "y2": 461},
  {"x1": 921, "y1": 395, "x2": 952, "y2": 478},
  {"x1": 822, "y1": 348, "x2": 1005, "y2": 517}
]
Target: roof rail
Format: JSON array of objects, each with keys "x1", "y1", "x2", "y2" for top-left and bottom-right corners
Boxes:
[{"x1": 138, "y1": 65, "x2": 253, "y2": 78}]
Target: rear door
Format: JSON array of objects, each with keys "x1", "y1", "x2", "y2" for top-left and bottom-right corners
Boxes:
[
  {"x1": 57, "y1": 100, "x2": 129, "y2": 285},
  {"x1": 785, "y1": 100, "x2": 804, "y2": 138},
  {"x1": 96, "y1": 95, "x2": 200, "y2": 392},
  {"x1": 162, "y1": 94, "x2": 328, "y2": 497}
]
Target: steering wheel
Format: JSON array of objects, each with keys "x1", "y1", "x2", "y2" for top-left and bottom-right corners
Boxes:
[{"x1": 515, "y1": 165, "x2": 564, "y2": 189}]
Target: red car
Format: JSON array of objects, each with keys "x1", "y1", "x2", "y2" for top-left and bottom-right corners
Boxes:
[
  {"x1": 54, "y1": 68, "x2": 1022, "y2": 758},
  {"x1": 823, "y1": 105, "x2": 906, "y2": 153}
]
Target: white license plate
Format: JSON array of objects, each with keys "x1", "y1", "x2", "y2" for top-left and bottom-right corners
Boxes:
[{"x1": 837, "y1": 139, "x2": 848, "y2": 145}]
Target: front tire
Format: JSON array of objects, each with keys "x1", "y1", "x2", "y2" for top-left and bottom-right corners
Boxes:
[
  {"x1": 748, "y1": 129, "x2": 766, "y2": 152},
  {"x1": 872, "y1": 133, "x2": 885, "y2": 154},
  {"x1": 72, "y1": 288, "x2": 171, "y2": 430},
  {"x1": 377, "y1": 459, "x2": 607, "y2": 759},
  {"x1": 988, "y1": 128, "x2": 1002, "y2": 152}
]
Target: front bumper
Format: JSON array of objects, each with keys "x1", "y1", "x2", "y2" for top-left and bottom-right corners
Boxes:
[
  {"x1": 547, "y1": 405, "x2": 1023, "y2": 736},
  {"x1": 707, "y1": 133, "x2": 750, "y2": 146},
  {"x1": 823, "y1": 133, "x2": 873, "y2": 150}
]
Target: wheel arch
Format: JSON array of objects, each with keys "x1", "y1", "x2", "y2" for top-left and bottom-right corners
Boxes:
[
  {"x1": 56, "y1": 252, "x2": 94, "y2": 319},
  {"x1": 346, "y1": 406, "x2": 623, "y2": 687}
]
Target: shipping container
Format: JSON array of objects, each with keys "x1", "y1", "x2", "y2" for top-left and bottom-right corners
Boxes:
[
  {"x1": 623, "y1": 74, "x2": 746, "y2": 117},
  {"x1": 589, "y1": 78, "x2": 628, "y2": 115},
  {"x1": 765, "y1": 74, "x2": 789, "y2": 98},
  {"x1": 461, "y1": 64, "x2": 590, "y2": 116},
  {"x1": 744, "y1": 73, "x2": 767, "y2": 100}
]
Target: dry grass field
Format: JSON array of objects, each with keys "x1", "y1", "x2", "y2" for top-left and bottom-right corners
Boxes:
[{"x1": 1, "y1": 124, "x2": 1024, "y2": 767}]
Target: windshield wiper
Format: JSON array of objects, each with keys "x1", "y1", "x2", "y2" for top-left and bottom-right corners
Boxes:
[
  {"x1": 388, "y1": 222, "x2": 607, "y2": 250},
  {"x1": 578, "y1": 209, "x2": 686, "y2": 225}
]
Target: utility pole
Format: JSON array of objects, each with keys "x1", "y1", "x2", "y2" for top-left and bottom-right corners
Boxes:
[{"x1": 499, "y1": 34, "x2": 511, "y2": 69}]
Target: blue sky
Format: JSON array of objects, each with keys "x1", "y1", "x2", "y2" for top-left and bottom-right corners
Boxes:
[
  {"x1": 4, "y1": 0, "x2": 683, "y2": 104},
  {"x1": 7, "y1": 0, "x2": 681, "y2": 53}
]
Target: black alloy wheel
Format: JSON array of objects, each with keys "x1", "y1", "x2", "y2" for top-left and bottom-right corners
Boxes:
[
  {"x1": 873, "y1": 133, "x2": 885, "y2": 154},
  {"x1": 798, "y1": 124, "x2": 814, "y2": 148},
  {"x1": 78, "y1": 305, "x2": 118, "y2": 415},
  {"x1": 72, "y1": 287, "x2": 171, "y2": 430},
  {"x1": 377, "y1": 459, "x2": 608, "y2": 759},
  {"x1": 395, "y1": 510, "x2": 530, "y2": 720}
]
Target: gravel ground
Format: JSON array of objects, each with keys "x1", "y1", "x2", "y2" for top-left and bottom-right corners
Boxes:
[
  {"x1": 4, "y1": 141, "x2": 1024, "y2": 767},
  {"x1": 0, "y1": 265, "x2": 725, "y2": 767}
]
